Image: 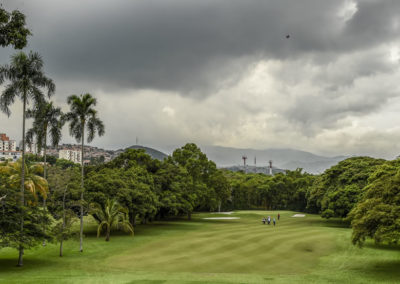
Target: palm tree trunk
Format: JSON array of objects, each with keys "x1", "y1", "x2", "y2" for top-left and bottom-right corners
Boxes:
[
  {"x1": 105, "y1": 226, "x2": 110, "y2": 242},
  {"x1": 18, "y1": 93, "x2": 27, "y2": 267},
  {"x1": 42, "y1": 132, "x2": 47, "y2": 247},
  {"x1": 79, "y1": 125, "x2": 84, "y2": 252}
]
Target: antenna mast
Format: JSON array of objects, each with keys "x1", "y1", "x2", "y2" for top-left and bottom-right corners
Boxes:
[
  {"x1": 269, "y1": 160, "x2": 273, "y2": 175},
  {"x1": 242, "y1": 155, "x2": 247, "y2": 173}
]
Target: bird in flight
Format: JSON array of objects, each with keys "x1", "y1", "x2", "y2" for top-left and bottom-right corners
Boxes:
[{"x1": 286, "y1": 35, "x2": 290, "y2": 39}]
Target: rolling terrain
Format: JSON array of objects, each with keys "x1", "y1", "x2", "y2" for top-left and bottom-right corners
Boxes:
[{"x1": 0, "y1": 211, "x2": 399, "y2": 283}]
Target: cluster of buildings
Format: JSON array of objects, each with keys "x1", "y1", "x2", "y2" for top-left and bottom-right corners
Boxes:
[
  {"x1": 0, "y1": 133, "x2": 19, "y2": 160},
  {"x1": 59, "y1": 149, "x2": 82, "y2": 164},
  {"x1": 1, "y1": 132, "x2": 83, "y2": 164}
]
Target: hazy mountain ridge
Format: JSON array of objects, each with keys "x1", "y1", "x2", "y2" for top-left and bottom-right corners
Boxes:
[
  {"x1": 53, "y1": 144, "x2": 346, "y2": 173},
  {"x1": 200, "y1": 146, "x2": 348, "y2": 174},
  {"x1": 115, "y1": 145, "x2": 168, "y2": 161}
]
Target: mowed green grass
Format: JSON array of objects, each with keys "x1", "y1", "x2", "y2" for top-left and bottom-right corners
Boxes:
[{"x1": 0, "y1": 211, "x2": 399, "y2": 283}]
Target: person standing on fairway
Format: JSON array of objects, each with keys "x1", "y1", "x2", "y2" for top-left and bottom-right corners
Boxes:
[
  {"x1": 267, "y1": 216, "x2": 271, "y2": 225},
  {"x1": 278, "y1": 213, "x2": 280, "y2": 220},
  {"x1": 262, "y1": 217, "x2": 266, "y2": 224},
  {"x1": 273, "y1": 218, "x2": 276, "y2": 226}
]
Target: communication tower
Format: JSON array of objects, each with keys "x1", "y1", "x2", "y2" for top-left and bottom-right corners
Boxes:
[{"x1": 269, "y1": 160, "x2": 273, "y2": 175}]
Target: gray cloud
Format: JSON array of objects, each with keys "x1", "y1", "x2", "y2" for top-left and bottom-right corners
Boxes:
[
  {"x1": 1, "y1": 0, "x2": 400, "y2": 158},
  {"x1": 1, "y1": 0, "x2": 398, "y2": 95}
]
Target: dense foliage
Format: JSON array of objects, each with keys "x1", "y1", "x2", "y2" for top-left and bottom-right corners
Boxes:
[
  {"x1": 0, "y1": 7, "x2": 31, "y2": 49},
  {"x1": 2, "y1": 144, "x2": 400, "y2": 262},
  {"x1": 348, "y1": 160, "x2": 400, "y2": 246}
]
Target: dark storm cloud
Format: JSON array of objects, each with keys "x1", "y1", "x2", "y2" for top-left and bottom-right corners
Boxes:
[{"x1": 2, "y1": 0, "x2": 399, "y2": 95}]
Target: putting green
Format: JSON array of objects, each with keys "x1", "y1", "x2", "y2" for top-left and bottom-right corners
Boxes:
[{"x1": 0, "y1": 211, "x2": 399, "y2": 283}]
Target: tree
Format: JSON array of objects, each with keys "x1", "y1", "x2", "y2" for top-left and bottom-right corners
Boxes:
[
  {"x1": 91, "y1": 199, "x2": 134, "y2": 241},
  {"x1": 46, "y1": 165, "x2": 81, "y2": 256},
  {"x1": 0, "y1": 7, "x2": 31, "y2": 49},
  {"x1": 209, "y1": 170, "x2": 231, "y2": 212},
  {"x1": 0, "y1": 51, "x2": 55, "y2": 266},
  {"x1": 26, "y1": 101, "x2": 63, "y2": 178},
  {"x1": 26, "y1": 100, "x2": 63, "y2": 246},
  {"x1": 348, "y1": 160, "x2": 400, "y2": 246},
  {"x1": 307, "y1": 157, "x2": 385, "y2": 218},
  {"x1": 0, "y1": 160, "x2": 51, "y2": 264},
  {"x1": 170, "y1": 143, "x2": 217, "y2": 219},
  {"x1": 65, "y1": 93, "x2": 104, "y2": 252}
]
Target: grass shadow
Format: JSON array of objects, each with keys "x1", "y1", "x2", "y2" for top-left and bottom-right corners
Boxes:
[
  {"x1": 0, "y1": 257, "x2": 55, "y2": 272},
  {"x1": 360, "y1": 260, "x2": 400, "y2": 282},
  {"x1": 364, "y1": 243, "x2": 400, "y2": 251},
  {"x1": 306, "y1": 218, "x2": 350, "y2": 229}
]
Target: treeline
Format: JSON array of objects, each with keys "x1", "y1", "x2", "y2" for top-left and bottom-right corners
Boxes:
[
  {"x1": 2, "y1": 143, "x2": 400, "y2": 265},
  {"x1": 229, "y1": 156, "x2": 400, "y2": 246}
]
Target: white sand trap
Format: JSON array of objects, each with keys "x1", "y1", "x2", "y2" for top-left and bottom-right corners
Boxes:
[
  {"x1": 203, "y1": 217, "x2": 240, "y2": 220},
  {"x1": 210, "y1": 212, "x2": 234, "y2": 215},
  {"x1": 292, "y1": 214, "x2": 306, "y2": 217}
]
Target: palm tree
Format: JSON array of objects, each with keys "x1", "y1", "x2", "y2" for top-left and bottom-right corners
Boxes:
[
  {"x1": 91, "y1": 199, "x2": 134, "y2": 242},
  {"x1": 65, "y1": 93, "x2": 104, "y2": 252},
  {"x1": 0, "y1": 160, "x2": 49, "y2": 201},
  {"x1": 26, "y1": 100, "x2": 63, "y2": 178},
  {"x1": 26, "y1": 100, "x2": 63, "y2": 246},
  {"x1": 0, "y1": 51, "x2": 55, "y2": 266}
]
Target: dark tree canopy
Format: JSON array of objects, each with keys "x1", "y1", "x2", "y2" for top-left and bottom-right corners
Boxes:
[{"x1": 0, "y1": 8, "x2": 31, "y2": 49}]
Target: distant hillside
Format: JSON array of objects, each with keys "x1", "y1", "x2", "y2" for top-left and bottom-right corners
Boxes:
[
  {"x1": 115, "y1": 145, "x2": 168, "y2": 161},
  {"x1": 223, "y1": 165, "x2": 286, "y2": 175},
  {"x1": 200, "y1": 146, "x2": 348, "y2": 174}
]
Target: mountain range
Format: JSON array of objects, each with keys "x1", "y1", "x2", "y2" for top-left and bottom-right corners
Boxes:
[
  {"x1": 57, "y1": 144, "x2": 347, "y2": 174},
  {"x1": 198, "y1": 146, "x2": 347, "y2": 174},
  {"x1": 121, "y1": 145, "x2": 347, "y2": 174}
]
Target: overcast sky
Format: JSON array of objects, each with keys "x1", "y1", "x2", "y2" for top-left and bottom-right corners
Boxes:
[{"x1": 1, "y1": 0, "x2": 400, "y2": 158}]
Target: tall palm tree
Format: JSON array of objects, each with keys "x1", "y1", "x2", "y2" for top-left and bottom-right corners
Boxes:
[
  {"x1": 65, "y1": 93, "x2": 104, "y2": 252},
  {"x1": 91, "y1": 199, "x2": 134, "y2": 242},
  {"x1": 26, "y1": 100, "x2": 63, "y2": 178},
  {"x1": 26, "y1": 100, "x2": 63, "y2": 246},
  {"x1": 0, "y1": 51, "x2": 55, "y2": 266}
]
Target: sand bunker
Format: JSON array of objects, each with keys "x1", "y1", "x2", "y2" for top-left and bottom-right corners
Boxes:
[
  {"x1": 292, "y1": 214, "x2": 306, "y2": 217},
  {"x1": 203, "y1": 217, "x2": 240, "y2": 220},
  {"x1": 210, "y1": 212, "x2": 234, "y2": 215}
]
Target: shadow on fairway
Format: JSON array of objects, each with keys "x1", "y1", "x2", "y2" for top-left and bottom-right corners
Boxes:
[
  {"x1": 361, "y1": 260, "x2": 400, "y2": 282},
  {"x1": 365, "y1": 243, "x2": 400, "y2": 251},
  {"x1": 307, "y1": 218, "x2": 350, "y2": 229},
  {"x1": 0, "y1": 258, "x2": 55, "y2": 272}
]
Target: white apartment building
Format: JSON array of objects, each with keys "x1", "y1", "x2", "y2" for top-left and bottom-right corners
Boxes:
[
  {"x1": 59, "y1": 149, "x2": 82, "y2": 164},
  {"x1": 0, "y1": 133, "x2": 17, "y2": 152},
  {"x1": 26, "y1": 143, "x2": 44, "y2": 156},
  {"x1": 0, "y1": 133, "x2": 19, "y2": 161}
]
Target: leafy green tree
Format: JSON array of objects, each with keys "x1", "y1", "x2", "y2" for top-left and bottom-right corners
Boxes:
[
  {"x1": 308, "y1": 157, "x2": 385, "y2": 218},
  {"x1": 0, "y1": 7, "x2": 31, "y2": 49},
  {"x1": 348, "y1": 160, "x2": 400, "y2": 246},
  {"x1": 0, "y1": 52, "x2": 54, "y2": 266},
  {"x1": 170, "y1": 143, "x2": 217, "y2": 219},
  {"x1": 91, "y1": 199, "x2": 134, "y2": 241},
  {"x1": 47, "y1": 165, "x2": 81, "y2": 256},
  {"x1": 209, "y1": 170, "x2": 231, "y2": 212},
  {"x1": 0, "y1": 160, "x2": 51, "y2": 265},
  {"x1": 86, "y1": 163, "x2": 158, "y2": 227},
  {"x1": 55, "y1": 158, "x2": 77, "y2": 170},
  {"x1": 65, "y1": 93, "x2": 104, "y2": 252}
]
